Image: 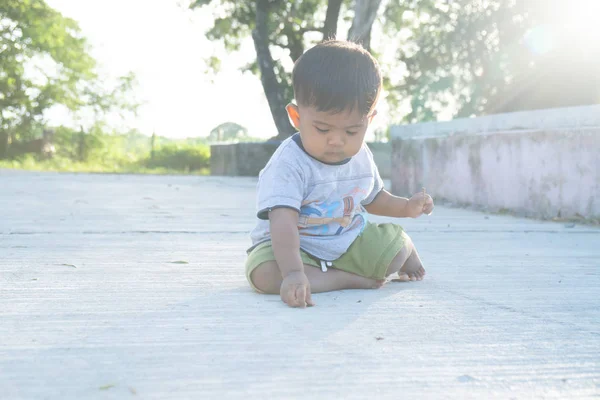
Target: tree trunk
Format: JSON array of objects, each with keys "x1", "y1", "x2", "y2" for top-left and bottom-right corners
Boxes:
[
  {"x1": 0, "y1": 130, "x2": 8, "y2": 159},
  {"x1": 285, "y1": 27, "x2": 305, "y2": 62},
  {"x1": 362, "y1": 25, "x2": 373, "y2": 52},
  {"x1": 78, "y1": 126, "x2": 85, "y2": 161},
  {"x1": 348, "y1": 0, "x2": 382, "y2": 51},
  {"x1": 252, "y1": 0, "x2": 295, "y2": 140},
  {"x1": 150, "y1": 132, "x2": 156, "y2": 160},
  {"x1": 323, "y1": 0, "x2": 344, "y2": 40}
]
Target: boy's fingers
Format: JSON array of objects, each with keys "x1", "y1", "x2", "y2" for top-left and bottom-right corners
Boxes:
[
  {"x1": 295, "y1": 285, "x2": 306, "y2": 308},
  {"x1": 306, "y1": 289, "x2": 315, "y2": 307},
  {"x1": 283, "y1": 286, "x2": 298, "y2": 307},
  {"x1": 279, "y1": 282, "x2": 314, "y2": 308},
  {"x1": 288, "y1": 286, "x2": 297, "y2": 307},
  {"x1": 421, "y1": 195, "x2": 434, "y2": 215},
  {"x1": 281, "y1": 289, "x2": 292, "y2": 307}
]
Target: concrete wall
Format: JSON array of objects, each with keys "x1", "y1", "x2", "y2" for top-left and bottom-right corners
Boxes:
[
  {"x1": 366, "y1": 142, "x2": 391, "y2": 179},
  {"x1": 391, "y1": 105, "x2": 600, "y2": 220},
  {"x1": 211, "y1": 141, "x2": 392, "y2": 178},
  {"x1": 210, "y1": 141, "x2": 281, "y2": 177}
]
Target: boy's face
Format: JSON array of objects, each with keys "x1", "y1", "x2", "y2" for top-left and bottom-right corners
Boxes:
[{"x1": 286, "y1": 104, "x2": 376, "y2": 164}]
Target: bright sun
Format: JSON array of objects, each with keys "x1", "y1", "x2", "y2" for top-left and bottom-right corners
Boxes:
[
  {"x1": 525, "y1": 0, "x2": 600, "y2": 56},
  {"x1": 561, "y1": 0, "x2": 600, "y2": 42}
]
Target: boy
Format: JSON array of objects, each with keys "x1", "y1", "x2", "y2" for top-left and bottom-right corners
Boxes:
[{"x1": 245, "y1": 40, "x2": 434, "y2": 308}]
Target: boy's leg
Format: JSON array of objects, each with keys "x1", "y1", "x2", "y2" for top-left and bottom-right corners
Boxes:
[
  {"x1": 251, "y1": 261, "x2": 384, "y2": 294},
  {"x1": 385, "y1": 234, "x2": 426, "y2": 281}
]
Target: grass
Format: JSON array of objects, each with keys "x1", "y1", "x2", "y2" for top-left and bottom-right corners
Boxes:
[
  {"x1": 0, "y1": 130, "x2": 212, "y2": 175},
  {"x1": 1, "y1": 126, "x2": 272, "y2": 175},
  {"x1": 0, "y1": 155, "x2": 210, "y2": 175}
]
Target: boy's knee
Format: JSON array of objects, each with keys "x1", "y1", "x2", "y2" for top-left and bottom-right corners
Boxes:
[{"x1": 250, "y1": 261, "x2": 282, "y2": 294}]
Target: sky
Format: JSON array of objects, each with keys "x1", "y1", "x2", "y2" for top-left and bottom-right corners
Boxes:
[
  {"x1": 44, "y1": 0, "x2": 396, "y2": 140},
  {"x1": 46, "y1": 0, "x2": 279, "y2": 139},
  {"x1": 43, "y1": 0, "x2": 600, "y2": 140}
]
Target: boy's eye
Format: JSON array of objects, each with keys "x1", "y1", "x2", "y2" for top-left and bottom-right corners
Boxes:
[
  {"x1": 315, "y1": 126, "x2": 329, "y2": 133},
  {"x1": 346, "y1": 131, "x2": 358, "y2": 136}
]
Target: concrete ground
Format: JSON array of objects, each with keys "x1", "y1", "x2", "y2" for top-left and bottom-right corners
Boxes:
[{"x1": 1, "y1": 170, "x2": 599, "y2": 399}]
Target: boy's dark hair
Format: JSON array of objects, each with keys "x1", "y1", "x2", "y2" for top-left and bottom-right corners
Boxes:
[{"x1": 292, "y1": 40, "x2": 382, "y2": 116}]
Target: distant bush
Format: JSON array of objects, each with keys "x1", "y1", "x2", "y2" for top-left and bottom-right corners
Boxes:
[
  {"x1": 1, "y1": 126, "x2": 212, "y2": 175},
  {"x1": 144, "y1": 143, "x2": 210, "y2": 171}
]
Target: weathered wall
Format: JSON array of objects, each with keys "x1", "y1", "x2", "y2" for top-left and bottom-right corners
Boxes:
[
  {"x1": 210, "y1": 142, "x2": 280, "y2": 177},
  {"x1": 211, "y1": 141, "x2": 392, "y2": 178},
  {"x1": 391, "y1": 105, "x2": 600, "y2": 219},
  {"x1": 366, "y1": 142, "x2": 391, "y2": 179}
]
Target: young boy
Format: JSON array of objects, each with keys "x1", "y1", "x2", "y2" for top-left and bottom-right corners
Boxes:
[{"x1": 245, "y1": 40, "x2": 434, "y2": 308}]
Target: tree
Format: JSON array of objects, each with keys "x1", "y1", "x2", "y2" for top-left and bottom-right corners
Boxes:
[
  {"x1": 193, "y1": 0, "x2": 598, "y2": 131},
  {"x1": 190, "y1": 0, "x2": 382, "y2": 140},
  {"x1": 209, "y1": 122, "x2": 248, "y2": 142},
  {"x1": 382, "y1": 0, "x2": 600, "y2": 122},
  {"x1": 347, "y1": 0, "x2": 383, "y2": 51},
  {"x1": 0, "y1": 0, "x2": 138, "y2": 158},
  {"x1": 381, "y1": 0, "x2": 536, "y2": 122}
]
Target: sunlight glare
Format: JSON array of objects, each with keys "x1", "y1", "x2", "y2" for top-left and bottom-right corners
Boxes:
[{"x1": 562, "y1": 0, "x2": 600, "y2": 42}]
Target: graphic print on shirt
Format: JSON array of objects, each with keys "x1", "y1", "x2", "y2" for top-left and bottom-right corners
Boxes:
[{"x1": 298, "y1": 195, "x2": 365, "y2": 236}]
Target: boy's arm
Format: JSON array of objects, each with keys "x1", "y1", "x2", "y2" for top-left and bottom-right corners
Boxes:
[
  {"x1": 269, "y1": 208, "x2": 314, "y2": 308},
  {"x1": 364, "y1": 190, "x2": 410, "y2": 218},
  {"x1": 364, "y1": 189, "x2": 433, "y2": 218},
  {"x1": 269, "y1": 208, "x2": 304, "y2": 276}
]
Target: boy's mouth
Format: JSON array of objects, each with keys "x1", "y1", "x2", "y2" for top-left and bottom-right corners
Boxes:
[{"x1": 324, "y1": 151, "x2": 344, "y2": 159}]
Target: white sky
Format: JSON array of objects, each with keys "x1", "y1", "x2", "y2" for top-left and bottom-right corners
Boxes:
[
  {"x1": 44, "y1": 0, "x2": 396, "y2": 140},
  {"x1": 46, "y1": 0, "x2": 278, "y2": 139},
  {"x1": 36, "y1": 0, "x2": 600, "y2": 140}
]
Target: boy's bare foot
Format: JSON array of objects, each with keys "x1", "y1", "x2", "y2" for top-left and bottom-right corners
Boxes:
[
  {"x1": 393, "y1": 268, "x2": 425, "y2": 282},
  {"x1": 393, "y1": 250, "x2": 426, "y2": 282}
]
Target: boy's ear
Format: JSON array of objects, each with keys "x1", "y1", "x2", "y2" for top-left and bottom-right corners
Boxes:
[
  {"x1": 286, "y1": 103, "x2": 300, "y2": 129},
  {"x1": 368, "y1": 109, "x2": 378, "y2": 123}
]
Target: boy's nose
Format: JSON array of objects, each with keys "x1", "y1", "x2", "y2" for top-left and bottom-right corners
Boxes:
[{"x1": 328, "y1": 134, "x2": 344, "y2": 146}]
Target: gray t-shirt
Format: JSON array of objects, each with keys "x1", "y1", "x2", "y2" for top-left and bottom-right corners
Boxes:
[{"x1": 249, "y1": 133, "x2": 384, "y2": 261}]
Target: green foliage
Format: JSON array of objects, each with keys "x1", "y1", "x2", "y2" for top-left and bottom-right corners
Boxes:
[
  {"x1": 52, "y1": 125, "x2": 118, "y2": 162},
  {"x1": 1, "y1": 0, "x2": 93, "y2": 139},
  {"x1": 0, "y1": 126, "x2": 211, "y2": 174},
  {"x1": 0, "y1": 0, "x2": 138, "y2": 149},
  {"x1": 201, "y1": 1, "x2": 256, "y2": 52},
  {"x1": 144, "y1": 143, "x2": 210, "y2": 172},
  {"x1": 383, "y1": 0, "x2": 533, "y2": 122},
  {"x1": 190, "y1": 0, "x2": 341, "y2": 102},
  {"x1": 193, "y1": 0, "x2": 597, "y2": 125},
  {"x1": 0, "y1": 153, "x2": 210, "y2": 175},
  {"x1": 193, "y1": 0, "x2": 329, "y2": 53}
]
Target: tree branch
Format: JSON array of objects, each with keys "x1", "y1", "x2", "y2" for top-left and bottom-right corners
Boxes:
[
  {"x1": 348, "y1": 0, "x2": 383, "y2": 51},
  {"x1": 323, "y1": 0, "x2": 343, "y2": 40},
  {"x1": 281, "y1": 25, "x2": 305, "y2": 62}
]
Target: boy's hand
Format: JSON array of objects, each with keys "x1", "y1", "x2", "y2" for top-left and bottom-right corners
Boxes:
[
  {"x1": 406, "y1": 191, "x2": 434, "y2": 218},
  {"x1": 280, "y1": 271, "x2": 315, "y2": 308}
]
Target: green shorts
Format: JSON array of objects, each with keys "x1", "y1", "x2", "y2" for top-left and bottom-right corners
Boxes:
[{"x1": 245, "y1": 222, "x2": 408, "y2": 293}]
